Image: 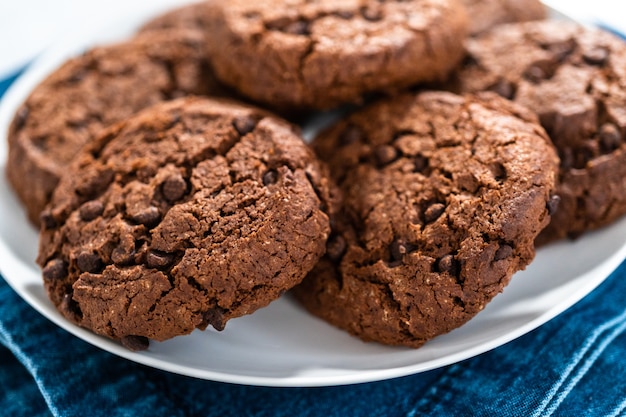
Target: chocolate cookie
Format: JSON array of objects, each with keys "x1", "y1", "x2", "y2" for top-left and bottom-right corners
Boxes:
[
  {"x1": 293, "y1": 91, "x2": 559, "y2": 348},
  {"x1": 204, "y1": 0, "x2": 468, "y2": 110},
  {"x1": 36, "y1": 97, "x2": 335, "y2": 349},
  {"x1": 453, "y1": 21, "x2": 626, "y2": 243},
  {"x1": 460, "y1": 0, "x2": 546, "y2": 36},
  {"x1": 7, "y1": 29, "x2": 225, "y2": 225},
  {"x1": 139, "y1": 1, "x2": 214, "y2": 34}
]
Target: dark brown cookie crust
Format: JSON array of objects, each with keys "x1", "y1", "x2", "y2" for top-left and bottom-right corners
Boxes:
[
  {"x1": 460, "y1": 0, "x2": 546, "y2": 36},
  {"x1": 293, "y1": 91, "x2": 559, "y2": 348},
  {"x1": 453, "y1": 21, "x2": 626, "y2": 244},
  {"x1": 37, "y1": 97, "x2": 334, "y2": 347},
  {"x1": 205, "y1": 0, "x2": 468, "y2": 110},
  {"x1": 7, "y1": 29, "x2": 225, "y2": 226}
]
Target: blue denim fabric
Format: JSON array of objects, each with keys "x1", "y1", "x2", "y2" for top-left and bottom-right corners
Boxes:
[
  {"x1": 0, "y1": 69, "x2": 22, "y2": 98},
  {"x1": 3, "y1": 261, "x2": 626, "y2": 417},
  {"x1": 3, "y1": 69, "x2": 626, "y2": 417},
  {"x1": 0, "y1": 345, "x2": 51, "y2": 417}
]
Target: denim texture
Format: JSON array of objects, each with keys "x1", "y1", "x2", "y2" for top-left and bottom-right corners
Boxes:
[
  {"x1": 2, "y1": 70, "x2": 626, "y2": 417},
  {"x1": 3, "y1": 260, "x2": 626, "y2": 416},
  {"x1": 0, "y1": 69, "x2": 22, "y2": 98}
]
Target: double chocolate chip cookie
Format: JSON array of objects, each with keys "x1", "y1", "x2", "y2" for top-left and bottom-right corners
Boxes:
[
  {"x1": 37, "y1": 97, "x2": 335, "y2": 350},
  {"x1": 7, "y1": 29, "x2": 225, "y2": 225},
  {"x1": 205, "y1": 0, "x2": 468, "y2": 110},
  {"x1": 293, "y1": 91, "x2": 559, "y2": 347},
  {"x1": 453, "y1": 20, "x2": 626, "y2": 243}
]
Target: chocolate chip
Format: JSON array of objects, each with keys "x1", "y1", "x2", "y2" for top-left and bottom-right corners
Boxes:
[
  {"x1": 67, "y1": 69, "x2": 87, "y2": 83},
  {"x1": 583, "y1": 46, "x2": 609, "y2": 66},
  {"x1": 75, "y1": 169, "x2": 114, "y2": 199},
  {"x1": 121, "y1": 335, "x2": 149, "y2": 351},
  {"x1": 79, "y1": 200, "x2": 104, "y2": 222},
  {"x1": 524, "y1": 59, "x2": 558, "y2": 83},
  {"x1": 13, "y1": 105, "x2": 29, "y2": 130},
  {"x1": 524, "y1": 65, "x2": 547, "y2": 83},
  {"x1": 146, "y1": 251, "x2": 174, "y2": 269},
  {"x1": 461, "y1": 54, "x2": 479, "y2": 68},
  {"x1": 389, "y1": 241, "x2": 405, "y2": 262},
  {"x1": 424, "y1": 203, "x2": 446, "y2": 223},
  {"x1": 567, "y1": 229, "x2": 585, "y2": 240},
  {"x1": 389, "y1": 240, "x2": 416, "y2": 263},
  {"x1": 61, "y1": 293, "x2": 82, "y2": 321},
  {"x1": 374, "y1": 145, "x2": 399, "y2": 167},
  {"x1": 326, "y1": 235, "x2": 347, "y2": 262},
  {"x1": 111, "y1": 246, "x2": 136, "y2": 266},
  {"x1": 547, "y1": 195, "x2": 561, "y2": 215},
  {"x1": 490, "y1": 79, "x2": 515, "y2": 100},
  {"x1": 232, "y1": 115, "x2": 257, "y2": 136},
  {"x1": 42, "y1": 259, "x2": 67, "y2": 281},
  {"x1": 262, "y1": 170, "x2": 278, "y2": 186},
  {"x1": 284, "y1": 20, "x2": 310, "y2": 35},
  {"x1": 76, "y1": 251, "x2": 102, "y2": 273},
  {"x1": 162, "y1": 174, "x2": 187, "y2": 202},
  {"x1": 413, "y1": 155, "x2": 429, "y2": 173},
  {"x1": 204, "y1": 308, "x2": 226, "y2": 331},
  {"x1": 39, "y1": 210, "x2": 57, "y2": 230},
  {"x1": 599, "y1": 123, "x2": 622, "y2": 152},
  {"x1": 339, "y1": 125, "x2": 364, "y2": 146},
  {"x1": 491, "y1": 162, "x2": 507, "y2": 182},
  {"x1": 437, "y1": 254, "x2": 458, "y2": 275},
  {"x1": 494, "y1": 244, "x2": 513, "y2": 261},
  {"x1": 131, "y1": 206, "x2": 161, "y2": 227},
  {"x1": 547, "y1": 40, "x2": 577, "y2": 62},
  {"x1": 361, "y1": 6, "x2": 382, "y2": 21}
]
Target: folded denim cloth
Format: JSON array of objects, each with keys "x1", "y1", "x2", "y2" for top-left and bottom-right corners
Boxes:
[
  {"x1": 0, "y1": 69, "x2": 22, "y2": 98},
  {"x1": 2, "y1": 72, "x2": 626, "y2": 417},
  {"x1": 2, "y1": 260, "x2": 626, "y2": 417}
]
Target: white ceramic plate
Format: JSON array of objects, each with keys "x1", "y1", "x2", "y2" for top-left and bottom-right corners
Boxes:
[{"x1": 2, "y1": 2, "x2": 626, "y2": 387}]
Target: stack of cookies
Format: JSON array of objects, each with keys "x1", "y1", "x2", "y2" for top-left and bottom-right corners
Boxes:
[{"x1": 6, "y1": 0, "x2": 626, "y2": 351}]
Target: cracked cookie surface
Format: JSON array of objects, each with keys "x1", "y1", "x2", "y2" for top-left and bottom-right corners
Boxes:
[
  {"x1": 205, "y1": 0, "x2": 468, "y2": 110},
  {"x1": 7, "y1": 29, "x2": 227, "y2": 225},
  {"x1": 292, "y1": 91, "x2": 558, "y2": 348},
  {"x1": 37, "y1": 97, "x2": 334, "y2": 349},
  {"x1": 453, "y1": 21, "x2": 626, "y2": 243}
]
